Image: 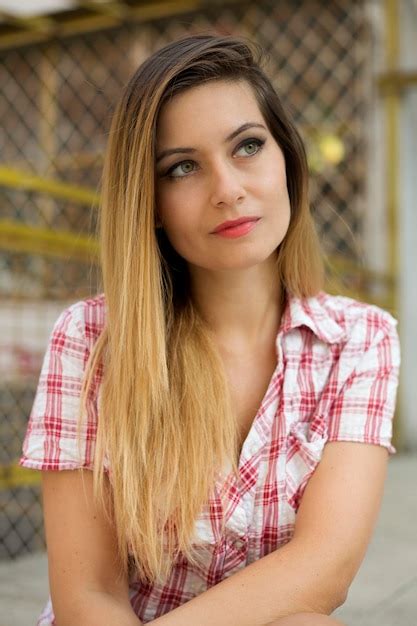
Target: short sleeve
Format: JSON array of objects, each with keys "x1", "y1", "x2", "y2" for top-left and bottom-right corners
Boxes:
[
  {"x1": 284, "y1": 304, "x2": 401, "y2": 512},
  {"x1": 19, "y1": 303, "x2": 98, "y2": 471},
  {"x1": 326, "y1": 311, "x2": 400, "y2": 454}
]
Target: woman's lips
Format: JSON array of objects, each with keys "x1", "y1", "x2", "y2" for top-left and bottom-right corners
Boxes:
[{"x1": 212, "y1": 218, "x2": 260, "y2": 239}]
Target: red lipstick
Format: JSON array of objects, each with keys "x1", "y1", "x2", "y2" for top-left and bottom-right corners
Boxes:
[{"x1": 211, "y1": 216, "x2": 260, "y2": 238}]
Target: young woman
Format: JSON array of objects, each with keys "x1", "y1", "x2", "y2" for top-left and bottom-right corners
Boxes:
[{"x1": 20, "y1": 34, "x2": 400, "y2": 626}]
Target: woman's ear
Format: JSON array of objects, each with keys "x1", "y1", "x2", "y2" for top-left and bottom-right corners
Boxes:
[{"x1": 155, "y1": 212, "x2": 163, "y2": 229}]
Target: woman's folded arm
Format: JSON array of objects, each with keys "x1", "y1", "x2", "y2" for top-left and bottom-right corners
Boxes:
[
  {"x1": 148, "y1": 441, "x2": 388, "y2": 626},
  {"x1": 41, "y1": 469, "x2": 141, "y2": 625}
]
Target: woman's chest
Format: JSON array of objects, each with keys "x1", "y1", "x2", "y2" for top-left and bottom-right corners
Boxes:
[{"x1": 221, "y1": 349, "x2": 278, "y2": 450}]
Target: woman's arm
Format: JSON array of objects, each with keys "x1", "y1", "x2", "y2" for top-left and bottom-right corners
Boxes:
[
  {"x1": 148, "y1": 538, "x2": 342, "y2": 626},
  {"x1": 65, "y1": 589, "x2": 143, "y2": 625},
  {"x1": 42, "y1": 469, "x2": 143, "y2": 626},
  {"x1": 148, "y1": 441, "x2": 388, "y2": 626}
]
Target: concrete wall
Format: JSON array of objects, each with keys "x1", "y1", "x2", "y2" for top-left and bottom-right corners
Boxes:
[{"x1": 398, "y1": 0, "x2": 417, "y2": 450}]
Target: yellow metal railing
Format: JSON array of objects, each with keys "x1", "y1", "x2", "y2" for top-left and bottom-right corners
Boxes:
[
  {"x1": 0, "y1": 465, "x2": 40, "y2": 490},
  {"x1": 0, "y1": 165, "x2": 99, "y2": 205},
  {"x1": 0, "y1": 219, "x2": 99, "y2": 261},
  {"x1": 0, "y1": 0, "x2": 211, "y2": 51}
]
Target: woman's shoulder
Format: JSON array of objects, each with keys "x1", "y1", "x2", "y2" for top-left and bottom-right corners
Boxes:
[
  {"x1": 19, "y1": 293, "x2": 107, "y2": 472},
  {"x1": 293, "y1": 290, "x2": 398, "y2": 345},
  {"x1": 51, "y1": 292, "x2": 107, "y2": 352},
  {"x1": 281, "y1": 290, "x2": 399, "y2": 357},
  {"x1": 313, "y1": 290, "x2": 396, "y2": 320}
]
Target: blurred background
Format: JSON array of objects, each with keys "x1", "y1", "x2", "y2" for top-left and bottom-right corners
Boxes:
[{"x1": 0, "y1": 1, "x2": 416, "y2": 625}]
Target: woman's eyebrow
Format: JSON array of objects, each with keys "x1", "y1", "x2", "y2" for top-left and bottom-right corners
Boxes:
[
  {"x1": 225, "y1": 122, "x2": 266, "y2": 142},
  {"x1": 156, "y1": 122, "x2": 266, "y2": 164}
]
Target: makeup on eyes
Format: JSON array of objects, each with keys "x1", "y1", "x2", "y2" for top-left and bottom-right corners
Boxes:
[{"x1": 159, "y1": 136, "x2": 267, "y2": 180}]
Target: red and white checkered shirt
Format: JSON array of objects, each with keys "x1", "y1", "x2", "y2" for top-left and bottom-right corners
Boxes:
[{"x1": 20, "y1": 291, "x2": 400, "y2": 625}]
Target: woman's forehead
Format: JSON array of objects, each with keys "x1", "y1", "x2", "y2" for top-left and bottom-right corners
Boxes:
[{"x1": 156, "y1": 80, "x2": 264, "y2": 142}]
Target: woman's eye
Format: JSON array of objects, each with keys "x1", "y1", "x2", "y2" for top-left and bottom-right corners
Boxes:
[
  {"x1": 166, "y1": 160, "x2": 196, "y2": 179},
  {"x1": 235, "y1": 138, "x2": 265, "y2": 157},
  {"x1": 162, "y1": 138, "x2": 265, "y2": 180}
]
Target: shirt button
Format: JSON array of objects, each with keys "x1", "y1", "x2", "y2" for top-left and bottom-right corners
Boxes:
[{"x1": 234, "y1": 539, "x2": 245, "y2": 549}]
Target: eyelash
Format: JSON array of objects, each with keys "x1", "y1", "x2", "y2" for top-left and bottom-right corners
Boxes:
[{"x1": 162, "y1": 137, "x2": 266, "y2": 180}]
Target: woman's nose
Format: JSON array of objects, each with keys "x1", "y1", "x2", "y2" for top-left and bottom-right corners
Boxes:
[{"x1": 209, "y1": 163, "x2": 246, "y2": 207}]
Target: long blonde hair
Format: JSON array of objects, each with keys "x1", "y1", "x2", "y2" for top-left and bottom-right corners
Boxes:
[{"x1": 78, "y1": 34, "x2": 324, "y2": 586}]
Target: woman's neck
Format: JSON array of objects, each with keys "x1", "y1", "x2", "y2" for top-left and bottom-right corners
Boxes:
[{"x1": 189, "y1": 254, "x2": 284, "y2": 355}]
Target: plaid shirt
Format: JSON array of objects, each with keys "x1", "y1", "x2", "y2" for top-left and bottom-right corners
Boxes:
[{"x1": 20, "y1": 291, "x2": 400, "y2": 625}]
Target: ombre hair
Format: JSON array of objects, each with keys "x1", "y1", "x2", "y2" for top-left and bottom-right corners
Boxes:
[{"x1": 78, "y1": 33, "x2": 324, "y2": 586}]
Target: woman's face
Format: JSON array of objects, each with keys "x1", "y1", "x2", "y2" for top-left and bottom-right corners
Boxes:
[{"x1": 155, "y1": 79, "x2": 291, "y2": 272}]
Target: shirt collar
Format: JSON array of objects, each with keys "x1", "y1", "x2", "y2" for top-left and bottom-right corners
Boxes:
[{"x1": 279, "y1": 291, "x2": 347, "y2": 344}]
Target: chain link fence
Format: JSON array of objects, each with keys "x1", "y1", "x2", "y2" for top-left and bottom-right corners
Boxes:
[{"x1": 0, "y1": 0, "x2": 391, "y2": 559}]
